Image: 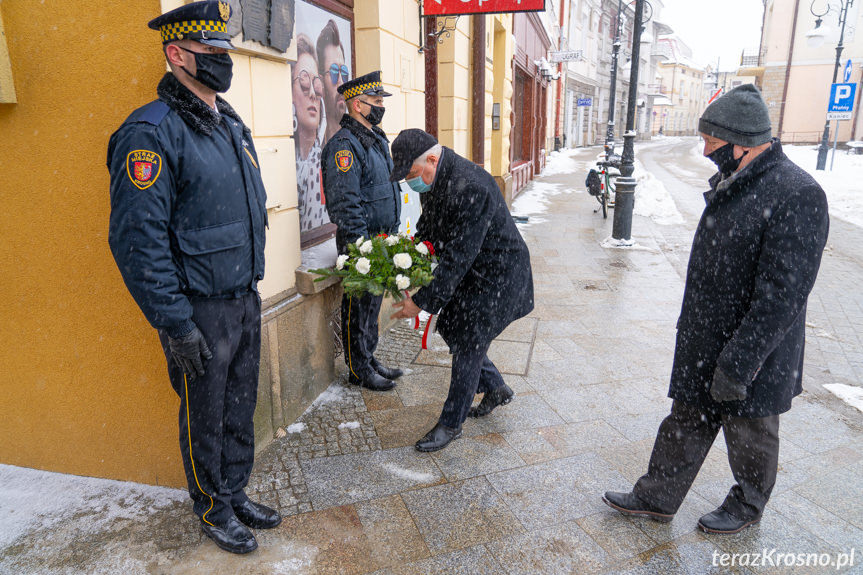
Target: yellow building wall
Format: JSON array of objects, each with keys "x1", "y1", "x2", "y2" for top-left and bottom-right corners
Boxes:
[
  {"x1": 437, "y1": 16, "x2": 472, "y2": 155},
  {"x1": 354, "y1": 0, "x2": 426, "y2": 139},
  {"x1": 0, "y1": 0, "x2": 301, "y2": 487}
]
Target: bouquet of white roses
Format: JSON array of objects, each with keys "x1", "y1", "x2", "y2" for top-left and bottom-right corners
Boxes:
[{"x1": 311, "y1": 233, "x2": 436, "y2": 300}]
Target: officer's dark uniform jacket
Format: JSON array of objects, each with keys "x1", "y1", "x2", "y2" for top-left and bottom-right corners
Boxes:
[
  {"x1": 321, "y1": 114, "x2": 401, "y2": 252},
  {"x1": 108, "y1": 73, "x2": 267, "y2": 339}
]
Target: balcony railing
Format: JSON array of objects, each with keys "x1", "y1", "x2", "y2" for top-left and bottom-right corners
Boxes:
[{"x1": 740, "y1": 47, "x2": 766, "y2": 68}]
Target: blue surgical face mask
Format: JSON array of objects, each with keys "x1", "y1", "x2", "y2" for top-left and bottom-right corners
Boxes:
[
  {"x1": 406, "y1": 175, "x2": 431, "y2": 193},
  {"x1": 406, "y1": 160, "x2": 432, "y2": 193}
]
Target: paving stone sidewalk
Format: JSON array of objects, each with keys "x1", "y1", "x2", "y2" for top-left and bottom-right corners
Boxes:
[{"x1": 2, "y1": 144, "x2": 862, "y2": 575}]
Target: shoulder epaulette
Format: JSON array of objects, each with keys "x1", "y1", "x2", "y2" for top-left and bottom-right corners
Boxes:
[{"x1": 123, "y1": 100, "x2": 170, "y2": 127}]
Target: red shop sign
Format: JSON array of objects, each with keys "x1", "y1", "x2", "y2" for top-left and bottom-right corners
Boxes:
[{"x1": 423, "y1": 0, "x2": 546, "y2": 16}]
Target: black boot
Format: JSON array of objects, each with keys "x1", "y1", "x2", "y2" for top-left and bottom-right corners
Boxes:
[
  {"x1": 698, "y1": 507, "x2": 760, "y2": 534},
  {"x1": 233, "y1": 499, "x2": 282, "y2": 529},
  {"x1": 468, "y1": 384, "x2": 514, "y2": 418},
  {"x1": 415, "y1": 422, "x2": 462, "y2": 452},
  {"x1": 200, "y1": 516, "x2": 258, "y2": 554},
  {"x1": 602, "y1": 491, "x2": 674, "y2": 523},
  {"x1": 349, "y1": 371, "x2": 396, "y2": 391},
  {"x1": 373, "y1": 361, "x2": 404, "y2": 380}
]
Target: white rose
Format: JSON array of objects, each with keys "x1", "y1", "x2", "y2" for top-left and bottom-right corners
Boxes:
[
  {"x1": 359, "y1": 241, "x2": 373, "y2": 254},
  {"x1": 355, "y1": 236, "x2": 365, "y2": 248},
  {"x1": 356, "y1": 257, "x2": 371, "y2": 275},
  {"x1": 415, "y1": 242, "x2": 429, "y2": 256},
  {"x1": 395, "y1": 274, "x2": 410, "y2": 290},
  {"x1": 393, "y1": 253, "x2": 413, "y2": 269},
  {"x1": 336, "y1": 254, "x2": 349, "y2": 270},
  {"x1": 385, "y1": 235, "x2": 399, "y2": 246}
]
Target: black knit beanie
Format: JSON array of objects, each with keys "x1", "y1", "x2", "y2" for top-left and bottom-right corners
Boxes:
[{"x1": 698, "y1": 84, "x2": 772, "y2": 147}]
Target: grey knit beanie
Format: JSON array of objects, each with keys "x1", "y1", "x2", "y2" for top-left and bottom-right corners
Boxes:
[{"x1": 698, "y1": 84, "x2": 772, "y2": 147}]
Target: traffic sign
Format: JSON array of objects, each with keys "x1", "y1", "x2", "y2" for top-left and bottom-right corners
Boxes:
[
  {"x1": 844, "y1": 59, "x2": 853, "y2": 83},
  {"x1": 827, "y1": 82, "x2": 856, "y2": 120}
]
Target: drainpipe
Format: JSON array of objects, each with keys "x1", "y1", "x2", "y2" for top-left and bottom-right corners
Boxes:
[
  {"x1": 777, "y1": 0, "x2": 800, "y2": 139},
  {"x1": 425, "y1": 16, "x2": 438, "y2": 137},
  {"x1": 472, "y1": 15, "x2": 486, "y2": 164}
]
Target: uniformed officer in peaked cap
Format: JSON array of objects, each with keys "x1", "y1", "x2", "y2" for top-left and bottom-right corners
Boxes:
[
  {"x1": 321, "y1": 70, "x2": 403, "y2": 392},
  {"x1": 107, "y1": 0, "x2": 280, "y2": 554}
]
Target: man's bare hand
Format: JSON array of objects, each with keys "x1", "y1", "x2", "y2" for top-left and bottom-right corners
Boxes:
[{"x1": 391, "y1": 295, "x2": 421, "y2": 320}]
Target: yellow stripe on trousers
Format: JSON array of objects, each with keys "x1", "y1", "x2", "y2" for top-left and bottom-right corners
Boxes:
[{"x1": 184, "y1": 372, "x2": 215, "y2": 526}]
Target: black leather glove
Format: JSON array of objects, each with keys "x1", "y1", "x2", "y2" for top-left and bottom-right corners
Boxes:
[
  {"x1": 710, "y1": 367, "x2": 748, "y2": 402},
  {"x1": 168, "y1": 325, "x2": 213, "y2": 379}
]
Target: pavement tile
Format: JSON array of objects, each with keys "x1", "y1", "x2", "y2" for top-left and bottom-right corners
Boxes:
[
  {"x1": 371, "y1": 545, "x2": 506, "y2": 575},
  {"x1": 485, "y1": 519, "x2": 611, "y2": 574},
  {"x1": 487, "y1": 340, "x2": 533, "y2": 375},
  {"x1": 368, "y1": 403, "x2": 442, "y2": 449},
  {"x1": 464, "y1": 391, "x2": 565, "y2": 437},
  {"x1": 430, "y1": 433, "x2": 526, "y2": 481},
  {"x1": 770, "y1": 490, "x2": 863, "y2": 553},
  {"x1": 486, "y1": 453, "x2": 631, "y2": 530},
  {"x1": 301, "y1": 446, "x2": 445, "y2": 509},
  {"x1": 354, "y1": 495, "x2": 431, "y2": 567},
  {"x1": 792, "y1": 460, "x2": 863, "y2": 530},
  {"x1": 393, "y1": 366, "x2": 452, "y2": 408},
  {"x1": 400, "y1": 477, "x2": 524, "y2": 554},
  {"x1": 496, "y1": 316, "x2": 538, "y2": 342},
  {"x1": 577, "y1": 511, "x2": 659, "y2": 562}
]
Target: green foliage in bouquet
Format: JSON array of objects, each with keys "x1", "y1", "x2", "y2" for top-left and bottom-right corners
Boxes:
[{"x1": 310, "y1": 233, "x2": 436, "y2": 300}]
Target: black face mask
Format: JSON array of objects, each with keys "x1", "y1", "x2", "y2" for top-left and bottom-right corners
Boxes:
[
  {"x1": 360, "y1": 101, "x2": 386, "y2": 126},
  {"x1": 181, "y1": 48, "x2": 233, "y2": 93},
  {"x1": 707, "y1": 143, "x2": 747, "y2": 178}
]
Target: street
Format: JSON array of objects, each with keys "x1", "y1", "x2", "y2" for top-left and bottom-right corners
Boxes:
[{"x1": 2, "y1": 138, "x2": 862, "y2": 575}]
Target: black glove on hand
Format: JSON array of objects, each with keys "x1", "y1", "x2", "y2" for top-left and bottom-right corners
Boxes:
[
  {"x1": 168, "y1": 325, "x2": 213, "y2": 379},
  {"x1": 710, "y1": 367, "x2": 748, "y2": 402}
]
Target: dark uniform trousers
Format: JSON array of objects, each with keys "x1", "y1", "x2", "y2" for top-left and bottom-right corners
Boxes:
[
  {"x1": 342, "y1": 292, "x2": 383, "y2": 379},
  {"x1": 158, "y1": 291, "x2": 261, "y2": 526},
  {"x1": 634, "y1": 400, "x2": 779, "y2": 521},
  {"x1": 438, "y1": 339, "x2": 506, "y2": 429}
]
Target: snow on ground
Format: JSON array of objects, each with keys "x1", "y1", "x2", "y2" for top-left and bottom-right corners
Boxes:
[
  {"x1": 823, "y1": 383, "x2": 863, "y2": 414},
  {"x1": 0, "y1": 463, "x2": 185, "y2": 548},
  {"x1": 539, "y1": 148, "x2": 583, "y2": 176},
  {"x1": 511, "y1": 182, "x2": 567, "y2": 228},
  {"x1": 380, "y1": 463, "x2": 436, "y2": 483},
  {"x1": 286, "y1": 422, "x2": 307, "y2": 434},
  {"x1": 782, "y1": 144, "x2": 863, "y2": 229},
  {"x1": 338, "y1": 421, "x2": 361, "y2": 430},
  {"x1": 633, "y1": 164, "x2": 685, "y2": 225}
]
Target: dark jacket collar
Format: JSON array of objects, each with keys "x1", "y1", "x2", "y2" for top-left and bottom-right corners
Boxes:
[
  {"x1": 338, "y1": 114, "x2": 388, "y2": 148},
  {"x1": 157, "y1": 73, "x2": 243, "y2": 135},
  {"x1": 706, "y1": 138, "x2": 783, "y2": 203}
]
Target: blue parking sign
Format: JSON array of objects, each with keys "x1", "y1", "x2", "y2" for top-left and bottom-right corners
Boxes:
[{"x1": 827, "y1": 83, "x2": 856, "y2": 120}]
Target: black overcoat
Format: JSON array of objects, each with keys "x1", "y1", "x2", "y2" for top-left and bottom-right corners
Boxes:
[
  {"x1": 411, "y1": 148, "x2": 534, "y2": 353},
  {"x1": 669, "y1": 140, "x2": 829, "y2": 417}
]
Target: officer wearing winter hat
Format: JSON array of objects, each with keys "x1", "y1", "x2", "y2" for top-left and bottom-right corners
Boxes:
[
  {"x1": 604, "y1": 83, "x2": 830, "y2": 535},
  {"x1": 321, "y1": 71, "x2": 403, "y2": 392},
  {"x1": 107, "y1": 1, "x2": 279, "y2": 555}
]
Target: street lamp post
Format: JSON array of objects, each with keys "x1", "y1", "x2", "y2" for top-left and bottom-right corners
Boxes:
[
  {"x1": 809, "y1": 0, "x2": 854, "y2": 171},
  {"x1": 605, "y1": 0, "x2": 623, "y2": 158},
  {"x1": 612, "y1": 0, "x2": 644, "y2": 241}
]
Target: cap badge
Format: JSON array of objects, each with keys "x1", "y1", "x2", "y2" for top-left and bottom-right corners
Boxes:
[{"x1": 219, "y1": 1, "x2": 230, "y2": 21}]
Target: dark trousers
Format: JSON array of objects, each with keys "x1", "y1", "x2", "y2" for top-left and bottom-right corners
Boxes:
[
  {"x1": 158, "y1": 292, "x2": 261, "y2": 526},
  {"x1": 438, "y1": 340, "x2": 506, "y2": 428},
  {"x1": 342, "y1": 292, "x2": 382, "y2": 379},
  {"x1": 634, "y1": 400, "x2": 780, "y2": 521}
]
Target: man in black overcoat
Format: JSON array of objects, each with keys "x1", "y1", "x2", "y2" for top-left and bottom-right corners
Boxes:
[
  {"x1": 603, "y1": 84, "x2": 830, "y2": 534},
  {"x1": 389, "y1": 129, "x2": 534, "y2": 452}
]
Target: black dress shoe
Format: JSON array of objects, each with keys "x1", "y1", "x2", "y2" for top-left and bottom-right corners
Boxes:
[
  {"x1": 468, "y1": 384, "x2": 515, "y2": 418},
  {"x1": 200, "y1": 516, "x2": 258, "y2": 554},
  {"x1": 233, "y1": 499, "x2": 282, "y2": 529},
  {"x1": 415, "y1": 422, "x2": 462, "y2": 452},
  {"x1": 698, "y1": 507, "x2": 760, "y2": 534},
  {"x1": 349, "y1": 371, "x2": 396, "y2": 391},
  {"x1": 373, "y1": 363, "x2": 404, "y2": 380},
  {"x1": 602, "y1": 491, "x2": 674, "y2": 523}
]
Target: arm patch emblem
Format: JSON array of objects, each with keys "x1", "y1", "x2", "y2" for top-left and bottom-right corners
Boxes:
[
  {"x1": 335, "y1": 150, "x2": 353, "y2": 172},
  {"x1": 126, "y1": 149, "x2": 163, "y2": 190}
]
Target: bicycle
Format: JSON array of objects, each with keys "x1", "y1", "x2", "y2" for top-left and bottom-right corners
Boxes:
[{"x1": 585, "y1": 155, "x2": 619, "y2": 219}]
